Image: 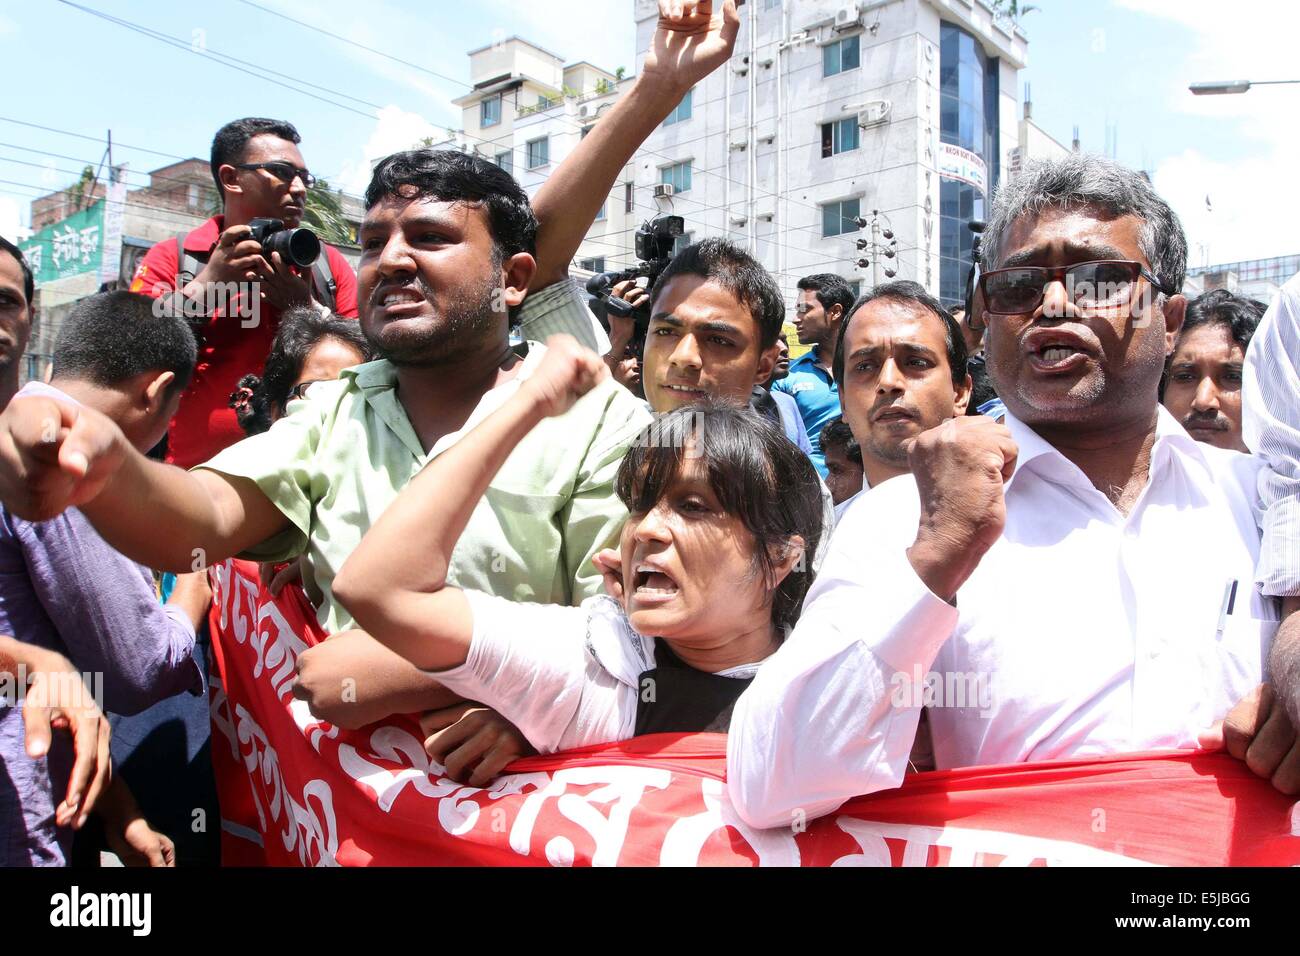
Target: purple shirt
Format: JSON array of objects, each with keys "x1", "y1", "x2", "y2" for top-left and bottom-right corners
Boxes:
[{"x1": 0, "y1": 382, "x2": 201, "y2": 866}]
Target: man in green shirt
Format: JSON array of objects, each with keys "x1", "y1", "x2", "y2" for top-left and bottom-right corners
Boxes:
[{"x1": 0, "y1": 0, "x2": 743, "y2": 781}]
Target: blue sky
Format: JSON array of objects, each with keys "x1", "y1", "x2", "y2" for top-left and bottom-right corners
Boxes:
[{"x1": 2, "y1": 0, "x2": 1292, "y2": 267}]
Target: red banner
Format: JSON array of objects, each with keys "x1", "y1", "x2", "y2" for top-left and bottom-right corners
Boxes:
[{"x1": 207, "y1": 559, "x2": 1300, "y2": 867}]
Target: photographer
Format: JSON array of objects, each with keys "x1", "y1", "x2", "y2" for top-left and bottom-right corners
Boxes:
[{"x1": 130, "y1": 117, "x2": 358, "y2": 468}]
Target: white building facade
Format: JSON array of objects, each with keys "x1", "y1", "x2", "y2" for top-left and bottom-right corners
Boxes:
[{"x1": 630, "y1": 0, "x2": 1028, "y2": 320}]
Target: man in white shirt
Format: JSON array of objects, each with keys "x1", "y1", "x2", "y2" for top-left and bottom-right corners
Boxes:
[
  {"x1": 728, "y1": 153, "x2": 1297, "y2": 830},
  {"x1": 1242, "y1": 273, "x2": 1300, "y2": 735}
]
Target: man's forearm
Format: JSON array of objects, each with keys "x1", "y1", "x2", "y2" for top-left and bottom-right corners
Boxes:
[
  {"x1": 531, "y1": 76, "x2": 690, "y2": 287},
  {"x1": 80, "y1": 450, "x2": 278, "y2": 573},
  {"x1": 1271, "y1": 597, "x2": 1300, "y2": 729}
]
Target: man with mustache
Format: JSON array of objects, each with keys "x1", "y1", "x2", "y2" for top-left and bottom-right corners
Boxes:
[
  {"x1": 832, "y1": 281, "x2": 972, "y2": 494},
  {"x1": 0, "y1": 0, "x2": 739, "y2": 786},
  {"x1": 729, "y1": 153, "x2": 1296, "y2": 828},
  {"x1": 129, "y1": 118, "x2": 360, "y2": 468},
  {"x1": 1161, "y1": 289, "x2": 1263, "y2": 453}
]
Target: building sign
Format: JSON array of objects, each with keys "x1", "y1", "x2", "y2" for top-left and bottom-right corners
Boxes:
[
  {"x1": 938, "y1": 142, "x2": 988, "y2": 195},
  {"x1": 19, "y1": 201, "x2": 105, "y2": 284}
]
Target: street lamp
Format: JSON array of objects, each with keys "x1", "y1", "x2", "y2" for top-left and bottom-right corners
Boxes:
[{"x1": 1189, "y1": 79, "x2": 1300, "y2": 95}]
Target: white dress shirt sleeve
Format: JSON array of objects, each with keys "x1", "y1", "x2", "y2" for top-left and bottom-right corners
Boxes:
[
  {"x1": 727, "y1": 479, "x2": 960, "y2": 829},
  {"x1": 1243, "y1": 275, "x2": 1300, "y2": 597},
  {"x1": 429, "y1": 591, "x2": 634, "y2": 754}
]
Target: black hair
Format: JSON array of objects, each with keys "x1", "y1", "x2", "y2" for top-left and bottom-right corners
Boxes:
[
  {"x1": 365, "y1": 149, "x2": 538, "y2": 259},
  {"x1": 819, "y1": 417, "x2": 862, "y2": 465},
  {"x1": 615, "y1": 400, "x2": 822, "y2": 635},
  {"x1": 965, "y1": 354, "x2": 999, "y2": 415},
  {"x1": 0, "y1": 236, "x2": 33, "y2": 305},
  {"x1": 797, "y1": 273, "x2": 857, "y2": 320},
  {"x1": 1158, "y1": 289, "x2": 1264, "y2": 400},
  {"x1": 650, "y1": 238, "x2": 785, "y2": 350},
  {"x1": 52, "y1": 291, "x2": 196, "y2": 398},
  {"x1": 210, "y1": 117, "x2": 302, "y2": 199},
  {"x1": 232, "y1": 307, "x2": 372, "y2": 435},
  {"x1": 833, "y1": 280, "x2": 969, "y2": 388},
  {"x1": 1181, "y1": 288, "x2": 1264, "y2": 351}
]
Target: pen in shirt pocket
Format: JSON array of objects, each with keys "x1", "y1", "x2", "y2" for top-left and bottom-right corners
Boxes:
[{"x1": 1215, "y1": 579, "x2": 1239, "y2": 636}]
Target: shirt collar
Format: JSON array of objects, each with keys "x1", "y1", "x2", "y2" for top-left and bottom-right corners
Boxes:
[
  {"x1": 184, "y1": 215, "x2": 224, "y2": 254},
  {"x1": 339, "y1": 344, "x2": 548, "y2": 462},
  {"x1": 1002, "y1": 403, "x2": 1212, "y2": 494}
]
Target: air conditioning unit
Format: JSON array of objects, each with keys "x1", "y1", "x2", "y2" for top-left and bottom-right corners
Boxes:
[
  {"x1": 579, "y1": 105, "x2": 590, "y2": 118},
  {"x1": 732, "y1": 55, "x2": 750, "y2": 76},
  {"x1": 729, "y1": 213, "x2": 748, "y2": 226},
  {"x1": 834, "y1": 4, "x2": 862, "y2": 30},
  {"x1": 653, "y1": 183, "x2": 675, "y2": 199},
  {"x1": 857, "y1": 99, "x2": 893, "y2": 128},
  {"x1": 729, "y1": 139, "x2": 748, "y2": 151}
]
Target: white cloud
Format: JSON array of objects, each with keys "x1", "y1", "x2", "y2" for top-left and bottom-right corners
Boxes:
[
  {"x1": 1115, "y1": 0, "x2": 1300, "y2": 265},
  {"x1": 477, "y1": 0, "x2": 637, "y2": 72},
  {"x1": 334, "y1": 105, "x2": 444, "y2": 195},
  {"x1": 0, "y1": 197, "x2": 25, "y2": 242}
]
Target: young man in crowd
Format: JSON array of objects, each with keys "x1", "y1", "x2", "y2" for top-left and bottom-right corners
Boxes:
[
  {"x1": 0, "y1": 237, "x2": 33, "y2": 409},
  {"x1": 1161, "y1": 288, "x2": 1263, "y2": 453},
  {"x1": 819, "y1": 418, "x2": 863, "y2": 508},
  {"x1": 0, "y1": 0, "x2": 741, "y2": 786},
  {"x1": 729, "y1": 153, "x2": 1297, "y2": 829},
  {"x1": 130, "y1": 117, "x2": 360, "y2": 468},
  {"x1": 833, "y1": 281, "x2": 972, "y2": 492},
  {"x1": 0, "y1": 291, "x2": 210, "y2": 865},
  {"x1": 774, "y1": 273, "x2": 855, "y2": 475}
]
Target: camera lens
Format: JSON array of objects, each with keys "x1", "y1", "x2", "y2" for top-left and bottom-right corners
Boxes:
[{"x1": 268, "y1": 227, "x2": 321, "y2": 268}]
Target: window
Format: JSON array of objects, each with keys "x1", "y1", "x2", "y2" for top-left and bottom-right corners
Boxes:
[
  {"x1": 624, "y1": 182, "x2": 634, "y2": 214},
  {"x1": 661, "y1": 160, "x2": 692, "y2": 193},
  {"x1": 537, "y1": 94, "x2": 550, "y2": 109},
  {"x1": 494, "y1": 151, "x2": 512, "y2": 176},
  {"x1": 672, "y1": 232, "x2": 694, "y2": 256},
  {"x1": 764, "y1": 0, "x2": 781, "y2": 9},
  {"x1": 526, "y1": 137, "x2": 550, "y2": 169},
  {"x1": 848, "y1": 279, "x2": 862, "y2": 298},
  {"x1": 579, "y1": 257, "x2": 606, "y2": 273},
  {"x1": 823, "y1": 35, "x2": 861, "y2": 77},
  {"x1": 821, "y1": 117, "x2": 860, "y2": 158},
  {"x1": 594, "y1": 202, "x2": 606, "y2": 222},
  {"x1": 663, "y1": 88, "x2": 693, "y2": 126},
  {"x1": 186, "y1": 183, "x2": 199, "y2": 207},
  {"x1": 481, "y1": 94, "x2": 502, "y2": 127},
  {"x1": 821, "y1": 197, "x2": 861, "y2": 237}
]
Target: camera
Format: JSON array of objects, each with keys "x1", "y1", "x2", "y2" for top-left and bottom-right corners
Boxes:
[
  {"x1": 247, "y1": 218, "x2": 321, "y2": 269},
  {"x1": 586, "y1": 214, "x2": 686, "y2": 328}
]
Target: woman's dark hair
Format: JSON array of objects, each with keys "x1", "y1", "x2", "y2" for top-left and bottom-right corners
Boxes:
[
  {"x1": 231, "y1": 307, "x2": 372, "y2": 435},
  {"x1": 615, "y1": 400, "x2": 823, "y2": 635},
  {"x1": 365, "y1": 149, "x2": 537, "y2": 260}
]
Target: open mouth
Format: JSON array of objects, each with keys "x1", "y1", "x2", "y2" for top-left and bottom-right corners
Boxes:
[
  {"x1": 873, "y1": 406, "x2": 915, "y2": 424},
  {"x1": 373, "y1": 285, "x2": 428, "y2": 313},
  {"x1": 660, "y1": 383, "x2": 707, "y2": 399},
  {"x1": 632, "y1": 563, "x2": 680, "y2": 600}
]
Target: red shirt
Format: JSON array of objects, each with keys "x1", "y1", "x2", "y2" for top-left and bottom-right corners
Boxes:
[{"x1": 130, "y1": 215, "x2": 359, "y2": 468}]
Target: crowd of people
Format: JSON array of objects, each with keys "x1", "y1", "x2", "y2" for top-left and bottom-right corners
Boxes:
[{"x1": 0, "y1": 0, "x2": 1296, "y2": 867}]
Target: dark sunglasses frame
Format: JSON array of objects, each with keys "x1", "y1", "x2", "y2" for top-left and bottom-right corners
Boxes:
[
  {"x1": 977, "y1": 259, "x2": 1173, "y2": 316},
  {"x1": 236, "y1": 162, "x2": 316, "y2": 189}
]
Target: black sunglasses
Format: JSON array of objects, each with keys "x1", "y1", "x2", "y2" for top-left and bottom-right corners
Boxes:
[
  {"x1": 236, "y1": 162, "x2": 316, "y2": 189},
  {"x1": 978, "y1": 260, "x2": 1173, "y2": 316}
]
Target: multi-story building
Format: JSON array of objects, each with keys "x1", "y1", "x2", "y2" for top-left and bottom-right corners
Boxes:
[
  {"x1": 630, "y1": 0, "x2": 1029, "y2": 324},
  {"x1": 435, "y1": 36, "x2": 638, "y2": 278},
  {"x1": 1186, "y1": 253, "x2": 1299, "y2": 306}
]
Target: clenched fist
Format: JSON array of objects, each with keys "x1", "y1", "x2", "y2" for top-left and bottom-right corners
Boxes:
[
  {"x1": 0, "y1": 395, "x2": 128, "y2": 522},
  {"x1": 521, "y1": 335, "x2": 610, "y2": 418},
  {"x1": 905, "y1": 415, "x2": 1018, "y2": 601}
]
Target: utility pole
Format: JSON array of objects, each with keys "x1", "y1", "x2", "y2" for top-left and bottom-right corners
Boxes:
[{"x1": 855, "y1": 209, "x2": 897, "y2": 288}]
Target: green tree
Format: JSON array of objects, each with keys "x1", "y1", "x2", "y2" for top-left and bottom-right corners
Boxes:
[
  {"x1": 615, "y1": 66, "x2": 626, "y2": 81},
  {"x1": 70, "y1": 165, "x2": 96, "y2": 211},
  {"x1": 303, "y1": 180, "x2": 355, "y2": 245}
]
